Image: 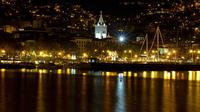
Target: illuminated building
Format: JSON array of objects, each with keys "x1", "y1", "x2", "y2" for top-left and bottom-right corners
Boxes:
[
  {"x1": 3, "y1": 25, "x2": 16, "y2": 33},
  {"x1": 72, "y1": 37, "x2": 92, "y2": 52},
  {"x1": 72, "y1": 36, "x2": 117, "y2": 53},
  {"x1": 95, "y1": 11, "x2": 107, "y2": 39}
]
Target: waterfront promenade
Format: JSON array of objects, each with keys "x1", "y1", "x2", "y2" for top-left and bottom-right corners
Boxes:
[{"x1": 78, "y1": 62, "x2": 200, "y2": 71}]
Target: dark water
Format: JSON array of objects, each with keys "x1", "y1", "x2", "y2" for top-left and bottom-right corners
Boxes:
[{"x1": 1, "y1": 69, "x2": 200, "y2": 112}]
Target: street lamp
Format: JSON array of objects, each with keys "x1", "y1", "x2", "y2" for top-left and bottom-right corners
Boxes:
[
  {"x1": 58, "y1": 52, "x2": 62, "y2": 56},
  {"x1": 129, "y1": 50, "x2": 132, "y2": 59},
  {"x1": 118, "y1": 35, "x2": 127, "y2": 61},
  {"x1": 189, "y1": 49, "x2": 194, "y2": 62},
  {"x1": 1, "y1": 49, "x2": 5, "y2": 54},
  {"x1": 172, "y1": 50, "x2": 177, "y2": 62},
  {"x1": 83, "y1": 53, "x2": 88, "y2": 57}
]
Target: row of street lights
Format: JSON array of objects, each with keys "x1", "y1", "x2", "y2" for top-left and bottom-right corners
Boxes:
[{"x1": 1, "y1": 42, "x2": 200, "y2": 63}]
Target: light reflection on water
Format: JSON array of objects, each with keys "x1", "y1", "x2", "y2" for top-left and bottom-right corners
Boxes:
[
  {"x1": 89, "y1": 70, "x2": 200, "y2": 82},
  {"x1": 0, "y1": 69, "x2": 5, "y2": 112},
  {"x1": 37, "y1": 71, "x2": 45, "y2": 112},
  {"x1": 116, "y1": 73, "x2": 125, "y2": 112},
  {"x1": 15, "y1": 68, "x2": 200, "y2": 82},
  {"x1": 1, "y1": 69, "x2": 200, "y2": 112}
]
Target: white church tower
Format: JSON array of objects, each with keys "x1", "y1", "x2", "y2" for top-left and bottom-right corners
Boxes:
[{"x1": 95, "y1": 11, "x2": 107, "y2": 39}]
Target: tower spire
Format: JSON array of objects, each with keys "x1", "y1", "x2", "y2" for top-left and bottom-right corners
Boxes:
[{"x1": 98, "y1": 11, "x2": 105, "y2": 25}]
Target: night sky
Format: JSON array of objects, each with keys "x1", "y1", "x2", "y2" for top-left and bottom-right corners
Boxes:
[
  {"x1": 31, "y1": 0, "x2": 119, "y2": 11},
  {"x1": 82, "y1": 0, "x2": 118, "y2": 10},
  {"x1": 80, "y1": 0, "x2": 138, "y2": 15}
]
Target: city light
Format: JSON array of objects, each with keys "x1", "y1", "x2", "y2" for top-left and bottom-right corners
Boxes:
[
  {"x1": 0, "y1": 1, "x2": 198, "y2": 64},
  {"x1": 1, "y1": 49, "x2": 6, "y2": 54},
  {"x1": 119, "y1": 36, "x2": 125, "y2": 42},
  {"x1": 58, "y1": 52, "x2": 62, "y2": 56},
  {"x1": 82, "y1": 53, "x2": 88, "y2": 58},
  {"x1": 1, "y1": 2, "x2": 200, "y2": 112}
]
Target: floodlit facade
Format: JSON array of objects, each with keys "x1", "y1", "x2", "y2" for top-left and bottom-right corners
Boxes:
[{"x1": 95, "y1": 11, "x2": 107, "y2": 39}]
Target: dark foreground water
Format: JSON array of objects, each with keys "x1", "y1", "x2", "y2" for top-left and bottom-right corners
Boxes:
[{"x1": 0, "y1": 69, "x2": 200, "y2": 112}]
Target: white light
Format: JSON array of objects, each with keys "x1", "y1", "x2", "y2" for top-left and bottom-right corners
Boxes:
[
  {"x1": 119, "y1": 36, "x2": 125, "y2": 42},
  {"x1": 19, "y1": 28, "x2": 24, "y2": 31},
  {"x1": 95, "y1": 33, "x2": 101, "y2": 39}
]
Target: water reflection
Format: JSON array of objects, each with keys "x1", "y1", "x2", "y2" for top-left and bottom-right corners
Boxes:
[
  {"x1": 0, "y1": 69, "x2": 5, "y2": 112},
  {"x1": 80, "y1": 76, "x2": 87, "y2": 111},
  {"x1": 187, "y1": 80, "x2": 200, "y2": 112},
  {"x1": 0, "y1": 69, "x2": 200, "y2": 112},
  {"x1": 6, "y1": 68, "x2": 200, "y2": 82},
  {"x1": 94, "y1": 71, "x2": 200, "y2": 82},
  {"x1": 115, "y1": 73, "x2": 125, "y2": 112},
  {"x1": 56, "y1": 69, "x2": 62, "y2": 112},
  {"x1": 36, "y1": 71, "x2": 45, "y2": 112}
]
